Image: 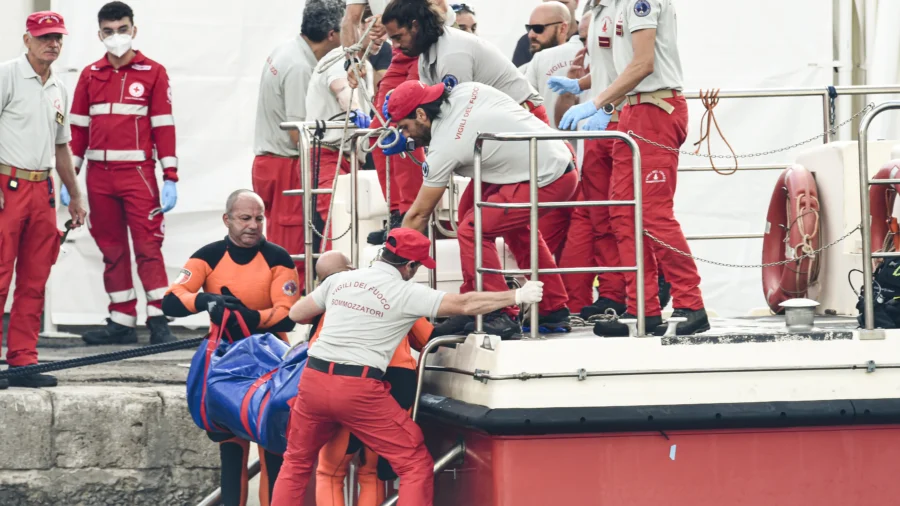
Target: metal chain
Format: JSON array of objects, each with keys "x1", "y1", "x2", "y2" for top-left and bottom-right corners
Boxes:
[
  {"x1": 628, "y1": 103, "x2": 875, "y2": 160},
  {"x1": 643, "y1": 225, "x2": 861, "y2": 269}
]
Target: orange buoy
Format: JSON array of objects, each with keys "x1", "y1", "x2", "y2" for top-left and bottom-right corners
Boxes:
[
  {"x1": 762, "y1": 165, "x2": 821, "y2": 313},
  {"x1": 869, "y1": 161, "x2": 900, "y2": 260}
]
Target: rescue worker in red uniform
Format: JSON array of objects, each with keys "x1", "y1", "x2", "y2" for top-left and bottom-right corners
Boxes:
[
  {"x1": 67, "y1": 2, "x2": 177, "y2": 345},
  {"x1": 0, "y1": 11, "x2": 87, "y2": 388},
  {"x1": 162, "y1": 189, "x2": 301, "y2": 506},
  {"x1": 252, "y1": 0, "x2": 343, "y2": 281},
  {"x1": 309, "y1": 250, "x2": 430, "y2": 506},
  {"x1": 272, "y1": 228, "x2": 544, "y2": 506},
  {"x1": 559, "y1": 0, "x2": 709, "y2": 336}
]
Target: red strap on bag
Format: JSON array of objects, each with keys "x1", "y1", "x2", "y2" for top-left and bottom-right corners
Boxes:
[
  {"x1": 240, "y1": 368, "x2": 279, "y2": 440},
  {"x1": 199, "y1": 308, "x2": 251, "y2": 432}
]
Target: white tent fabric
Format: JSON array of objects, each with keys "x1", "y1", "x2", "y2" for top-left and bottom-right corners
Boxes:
[{"x1": 0, "y1": 0, "x2": 856, "y2": 323}]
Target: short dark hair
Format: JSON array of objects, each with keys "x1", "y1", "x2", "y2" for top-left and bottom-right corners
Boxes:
[
  {"x1": 404, "y1": 88, "x2": 451, "y2": 122},
  {"x1": 301, "y1": 0, "x2": 344, "y2": 43},
  {"x1": 380, "y1": 247, "x2": 413, "y2": 266},
  {"x1": 98, "y1": 1, "x2": 134, "y2": 25},
  {"x1": 382, "y1": 0, "x2": 445, "y2": 52}
]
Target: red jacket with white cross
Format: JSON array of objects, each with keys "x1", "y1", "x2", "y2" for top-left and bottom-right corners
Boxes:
[{"x1": 69, "y1": 51, "x2": 179, "y2": 182}]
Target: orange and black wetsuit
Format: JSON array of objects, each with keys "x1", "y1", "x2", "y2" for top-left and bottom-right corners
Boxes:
[
  {"x1": 309, "y1": 314, "x2": 433, "y2": 506},
  {"x1": 162, "y1": 236, "x2": 300, "y2": 506}
]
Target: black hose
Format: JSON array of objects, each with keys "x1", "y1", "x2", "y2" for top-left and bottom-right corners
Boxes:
[{"x1": 0, "y1": 337, "x2": 205, "y2": 379}]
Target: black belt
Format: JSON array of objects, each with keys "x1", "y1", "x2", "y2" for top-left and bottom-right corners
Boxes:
[
  {"x1": 563, "y1": 162, "x2": 575, "y2": 174},
  {"x1": 308, "y1": 356, "x2": 384, "y2": 380}
]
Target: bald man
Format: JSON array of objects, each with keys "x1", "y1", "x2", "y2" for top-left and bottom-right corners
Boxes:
[
  {"x1": 305, "y1": 251, "x2": 436, "y2": 506},
  {"x1": 513, "y1": 0, "x2": 578, "y2": 66},
  {"x1": 163, "y1": 189, "x2": 301, "y2": 506}
]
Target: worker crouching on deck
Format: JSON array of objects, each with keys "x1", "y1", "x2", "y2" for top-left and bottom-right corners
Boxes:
[{"x1": 389, "y1": 80, "x2": 577, "y2": 339}]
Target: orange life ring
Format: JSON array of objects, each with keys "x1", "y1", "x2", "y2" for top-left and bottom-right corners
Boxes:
[
  {"x1": 762, "y1": 165, "x2": 821, "y2": 313},
  {"x1": 869, "y1": 161, "x2": 900, "y2": 259}
]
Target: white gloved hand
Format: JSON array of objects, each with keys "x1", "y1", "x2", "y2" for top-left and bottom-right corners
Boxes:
[{"x1": 515, "y1": 281, "x2": 544, "y2": 305}]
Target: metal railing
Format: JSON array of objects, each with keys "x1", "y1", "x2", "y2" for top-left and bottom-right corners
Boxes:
[
  {"x1": 474, "y1": 131, "x2": 645, "y2": 338},
  {"x1": 379, "y1": 442, "x2": 465, "y2": 506},
  {"x1": 196, "y1": 459, "x2": 260, "y2": 506},
  {"x1": 279, "y1": 121, "x2": 384, "y2": 293},
  {"x1": 857, "y1": 101, "x2": 900, "y2": 331}
]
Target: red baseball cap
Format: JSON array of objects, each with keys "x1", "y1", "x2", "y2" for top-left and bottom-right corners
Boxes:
[
  {"x1": 387, "y1": 81, "x2": 445, "y2": 122},
  {"x1": 385, "y1": 228, "x2": 436, "y2": 269},
  {"x1": 26, "y1": 11, "x2": 68, "y2": 37}
]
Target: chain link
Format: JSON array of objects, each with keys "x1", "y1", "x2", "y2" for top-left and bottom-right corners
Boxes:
[
  {"x1": 643, "y1": 225, "x2": 861, "y2": 269},
  {"x1": 628, "y1": 103, "x2": 875, "y2": 160}
]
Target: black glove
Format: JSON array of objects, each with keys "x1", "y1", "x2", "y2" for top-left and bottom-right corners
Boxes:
[
  {"x1": 219, "y1": 287, "x2": 262, "y2": 331},
  {"x1": 195, "y1": 291, "x2": 241, "y2": 326}
]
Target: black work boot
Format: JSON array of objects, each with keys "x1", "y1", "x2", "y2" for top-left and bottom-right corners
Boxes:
[
  {"x1": 580, "y1": 297, "x2": 627, "y2": 320},
  {"x1": 147, "y1": 316, "x2": 177, "y2": 344},
  {"x1": 658, "y1": 275, "x2": 672, "y2": 310},
  {"x1": 593, "y1": 313, "x2": 663, "y2": 337},
  {"x1": 431, "y1": 315, "x2": 474, "y2": 337},
  {"x1": 523, "y1": 307, "x2": 571, "y2": 334},
  {"x1": 367, "y1": 210, "x2": 404, "y2": 245},
  {"x1": 7, "y1": 367, "x2": 57, "y2": 388},
  {"x1": 464, "y1": 311, "x2": 522, "y2": 340},
  {"x1": 82, "y1": 318, "x2": 138, "y2": 345},
  {"x1": 653, "y1": 308, "x2": 711, "y2": 336}
]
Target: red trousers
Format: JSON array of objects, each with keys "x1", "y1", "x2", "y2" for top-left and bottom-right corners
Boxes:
[
  {"x1": 0, "y1": 173, "x2": 60, "y2": 366},
  {"x1": 272, "y1": 367, "x2": 433, "y2": 506},
  {"x1": 457, "y1": 169, "x2": 577, "y2": 315},
  {"x1": 86, "y1": 162, "x2": 168, "y2": 327},
  {"x1": 609, "y1": 96, "x2": 703, "y2": 315},
  {"x1": 559, "y1": 130, "x2": 628, "y2": 310},
  {"x1": 252, "y1": 151, "x2": 348, "y2": 281}
]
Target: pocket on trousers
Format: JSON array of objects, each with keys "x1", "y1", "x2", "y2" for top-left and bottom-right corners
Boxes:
[{"x1": 391, "y1": 409, "x2": 424, "y2": 447}]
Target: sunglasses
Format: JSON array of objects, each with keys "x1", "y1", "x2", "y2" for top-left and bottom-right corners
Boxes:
[
  {"x1": 525, "y1": 21, "x2": 563, "y2": 34},
  {"x1": 451, "y1": 3, "x2": 475, "y2": 14}
]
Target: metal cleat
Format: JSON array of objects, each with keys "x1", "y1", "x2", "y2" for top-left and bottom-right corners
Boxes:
[
  {"x1": 618, "y1": 318, "x2": 638, "y2": 337},
  {"x1": 663, "y1": 317, "x2": 688, "y2": 337}
]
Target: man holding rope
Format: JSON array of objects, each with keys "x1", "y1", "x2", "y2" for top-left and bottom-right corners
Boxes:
[
  {"x1": 251, "y1": 0, "x2": 343, "y2": 281},
  {"x1": 557, "y1": 0, "x2": 709, "y2": 337}
]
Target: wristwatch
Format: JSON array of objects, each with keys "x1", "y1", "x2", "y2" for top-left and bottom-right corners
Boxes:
[
  {"x1": 343, "y1": 58, "x2": 360, "y2": 72},
  {"x1": 602, "y1": 103, "x2": 615, "y2": 114}
]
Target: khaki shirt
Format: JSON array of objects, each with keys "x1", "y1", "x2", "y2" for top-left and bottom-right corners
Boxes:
[
  {"x1": 0, "y1": 54, "x2": 70, "y2": 171},
  {"x1": 419, "y1": 27, "x2": 542, "y2": 107},
  {"x1": 308, "y1": 261, "x2": 446, "y2": 371},
  {"x1": 613, "y1": 0, "x2": 684, "y2": 95},
  {"x1": 253, "y1": 36, "x2": 317, "y2": 157},
  {"x1": 423, "y1": 82, "x2": 571, "y2": 189}
]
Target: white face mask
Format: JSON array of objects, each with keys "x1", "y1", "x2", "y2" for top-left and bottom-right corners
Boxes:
[{"x1": 103, "y1": 32, "x2": 133, "y2": 58}]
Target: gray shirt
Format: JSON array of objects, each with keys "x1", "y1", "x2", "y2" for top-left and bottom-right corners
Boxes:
[
  {"x1": 423, "y1": 82, "x2": 571, "y2": 189},
  {"x1": 253, "y1": 36, "x2": 317, "y2": 157},
  {"x1": 419, "y1": 27, "x2": 543, "y2": 107},
  {"x1": 613, "y1": 0, "x2": 684, "y2": 94},
  {"x1": 589, "y1": 0, "x2": 619, "y2": 97},
  {"x1": 0, "y1": 54, "x2": 70, "y2": 171},
  {"x1": 521, "y1": 36, "x2": 583, "y2": 126},
  {"x1": 307, "y1": 262, "x2": 446, "y2": 372}
]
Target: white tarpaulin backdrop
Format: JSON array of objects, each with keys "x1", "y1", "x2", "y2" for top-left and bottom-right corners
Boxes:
[{"x1": 5, "y1": 0, "x2": 895, "y2": 324}]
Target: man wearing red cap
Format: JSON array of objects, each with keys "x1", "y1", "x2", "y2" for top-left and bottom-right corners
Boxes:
[
  {"x1": 273, "y1": 227, "x2": 543, "y2": 506},
  {"x1": 0, "y1": 11, "x2": 87, "y2": 388},
  {"x1": 67, "y1": 2, "x2": 178, "y2": 345},
  {"x1": 387, "y1": 80, "x2": 577, "y2": 339}
]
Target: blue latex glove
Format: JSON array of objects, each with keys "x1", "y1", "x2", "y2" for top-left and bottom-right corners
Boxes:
[
  {"x1": 547, "y1": 76, "x2": 583, "y2": 96},
  {"x1": 351, "y1": 109, "x2": 371, "y2": 129},
  {"x1": 583, "y1": 109, "x2": 613, "y2": 131},
  {"x1": 381, "y1": 131, "x2": 410, "y2": 156},
  {"x1": 382, "y1": 91, "x2": 393, "y2": 122},
  {"x1": 161, "y1": 180, "x2": 177, "y2": 213},
  {"x1": 558, "y1": 101, "x2": 600, "y2": 131},
  {"x1": 60, "y1": 184, "x2": 70, "y2": 206}
]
